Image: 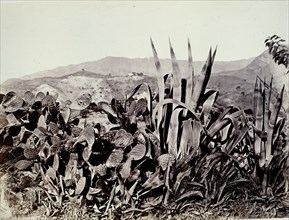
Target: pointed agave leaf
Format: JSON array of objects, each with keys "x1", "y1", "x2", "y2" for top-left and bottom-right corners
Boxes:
[
  {"x1": 70, "y1": 93, "x2": 92, "y2": 110},
  {"x1": 106, "y1": 149, "x2": 124, "y2": 168},
  {"x1": 157, "y1": 153, "x2": 176, "y2": 171},
  {"x1": 266, "y1": 85, "x2": 285, "y2": 163},
  {"x1": 178, "y1": 119, "x2": 194, "y2": 159},
  {"x1": 167, "y1": 108, "x2": 183, "y2": 156},
  {"x1": 75, "y1": 177, "x2": 87, "y2": 195},
  {"x1": 185, "y1": 39, "x2": 194, "y2": 111},
  {"x1": 169, "y1": 40, "x2": 181, "y2": 102},
  {"x1": 128, "y1": 143, "x2": 146, "y2": 161},
  {"x1": 15, "y1": 160, "x2": 34, "y2": 170},
  {"x1": 176, "y1": 190, "x2": 203, "y2": 203},
  {"x1": 192, "y1": 47, "x2": 216, "y2": 111},
  {"x1": 150, "y1": 38, "x2": 164, "y2": 132}
]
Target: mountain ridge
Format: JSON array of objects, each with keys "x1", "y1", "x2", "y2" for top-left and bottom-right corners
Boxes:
[{"x1": 14, "y1": 56, "x2": 255, "y2": 82}]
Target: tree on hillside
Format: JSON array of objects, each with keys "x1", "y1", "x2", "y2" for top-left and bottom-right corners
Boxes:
[{"x1": 265, "y1": 35, "x2": 289, "y2": 72}]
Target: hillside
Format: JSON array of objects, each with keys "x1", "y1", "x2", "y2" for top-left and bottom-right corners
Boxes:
[
  {"x1": 0, "y1": 50, "x2": 287, "y2": 111},
  {"x1": 16, "y1": 56, "x2": 254, "y2": 80}
]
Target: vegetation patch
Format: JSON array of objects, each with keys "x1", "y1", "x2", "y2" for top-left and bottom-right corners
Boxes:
[{"x1": 0, "y1": 37, "x2": 288, "y2": 219}]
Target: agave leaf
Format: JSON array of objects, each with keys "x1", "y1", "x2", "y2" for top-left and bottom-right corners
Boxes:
[
  {"x1": 185, "y1": 38, "x2": 194, "y2": 111},
  {"x1": 152, "y1": 98, "x2": 202, "y2": 130},
  {"x1": 106, "y1": 149, "x2": 124, "y2": 168},
  {"x1": 266, "y1": 85, "x2": 284, "y2": 164},
  {"x1": 191, "y1": 47, "x2": 216, "y2": 111},
  {"x1": 142, "y1": 167, "x2": 162, "y2": 190},
  {"x1": 173, "y1": 168, "x2": 192, "y2": 193},
  {"x1": 128, "y1": 143, "x2": 146, "y2": 161},
  {"x1": 202, "y1": 90, "x2": 218, "y2": 124},
  {"x1": 150, "y1": 38, "x2": 164, "y2": 133},
  {"x1": 169, "y1": 40, "x2": 182, "y2": 103},
  {"x1": 157, "y1": 153, "x2": 176, "y2": 171},
  {"x1": 75, "y1": 177, "x2": 86, "y2": 195},
  {"x1": 167, "y1": 107, "x2": 183, "y2": 156},
  {"x1": 70, "y1": 93, "x2": 92, "y2": 110},
  {"x1": 125, "y1": 179, "x2": 139, "y2": 204},
  {"x1": 178, "y1": 119, "x2": 193, "y2": 159},
  {"x1": 175, "y1": 190, "x2": 203, "y2": 203},
  {"x1": 225, "y1": 124, "x2": 250, "y2": 154}
]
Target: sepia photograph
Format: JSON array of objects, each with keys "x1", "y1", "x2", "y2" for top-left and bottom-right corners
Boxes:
[{"x1": 0, "y1": 0, "x2": 288, "y2": 219}]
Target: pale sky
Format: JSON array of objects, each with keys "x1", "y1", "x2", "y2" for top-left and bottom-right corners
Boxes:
[{"x1": 0, "y1": 0, "x2": 288, "y2": 83}]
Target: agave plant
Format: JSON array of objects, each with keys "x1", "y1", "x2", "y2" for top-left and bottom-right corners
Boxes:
[{"x1": 250, "y1": 76, "x2": 288, "y2": 195}]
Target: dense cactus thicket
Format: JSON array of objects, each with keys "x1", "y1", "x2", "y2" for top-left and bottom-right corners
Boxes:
[{"x1": 0, "y1": 39, "x2": 288, "y2": 219}]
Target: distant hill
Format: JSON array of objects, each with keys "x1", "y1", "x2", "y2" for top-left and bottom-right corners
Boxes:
[
  {"x1": 16, "y1": 56, "x2": 254, "y2": 81},
  {"x1": 1, "y1": 51, "x2": 288, "y2": 112}
]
